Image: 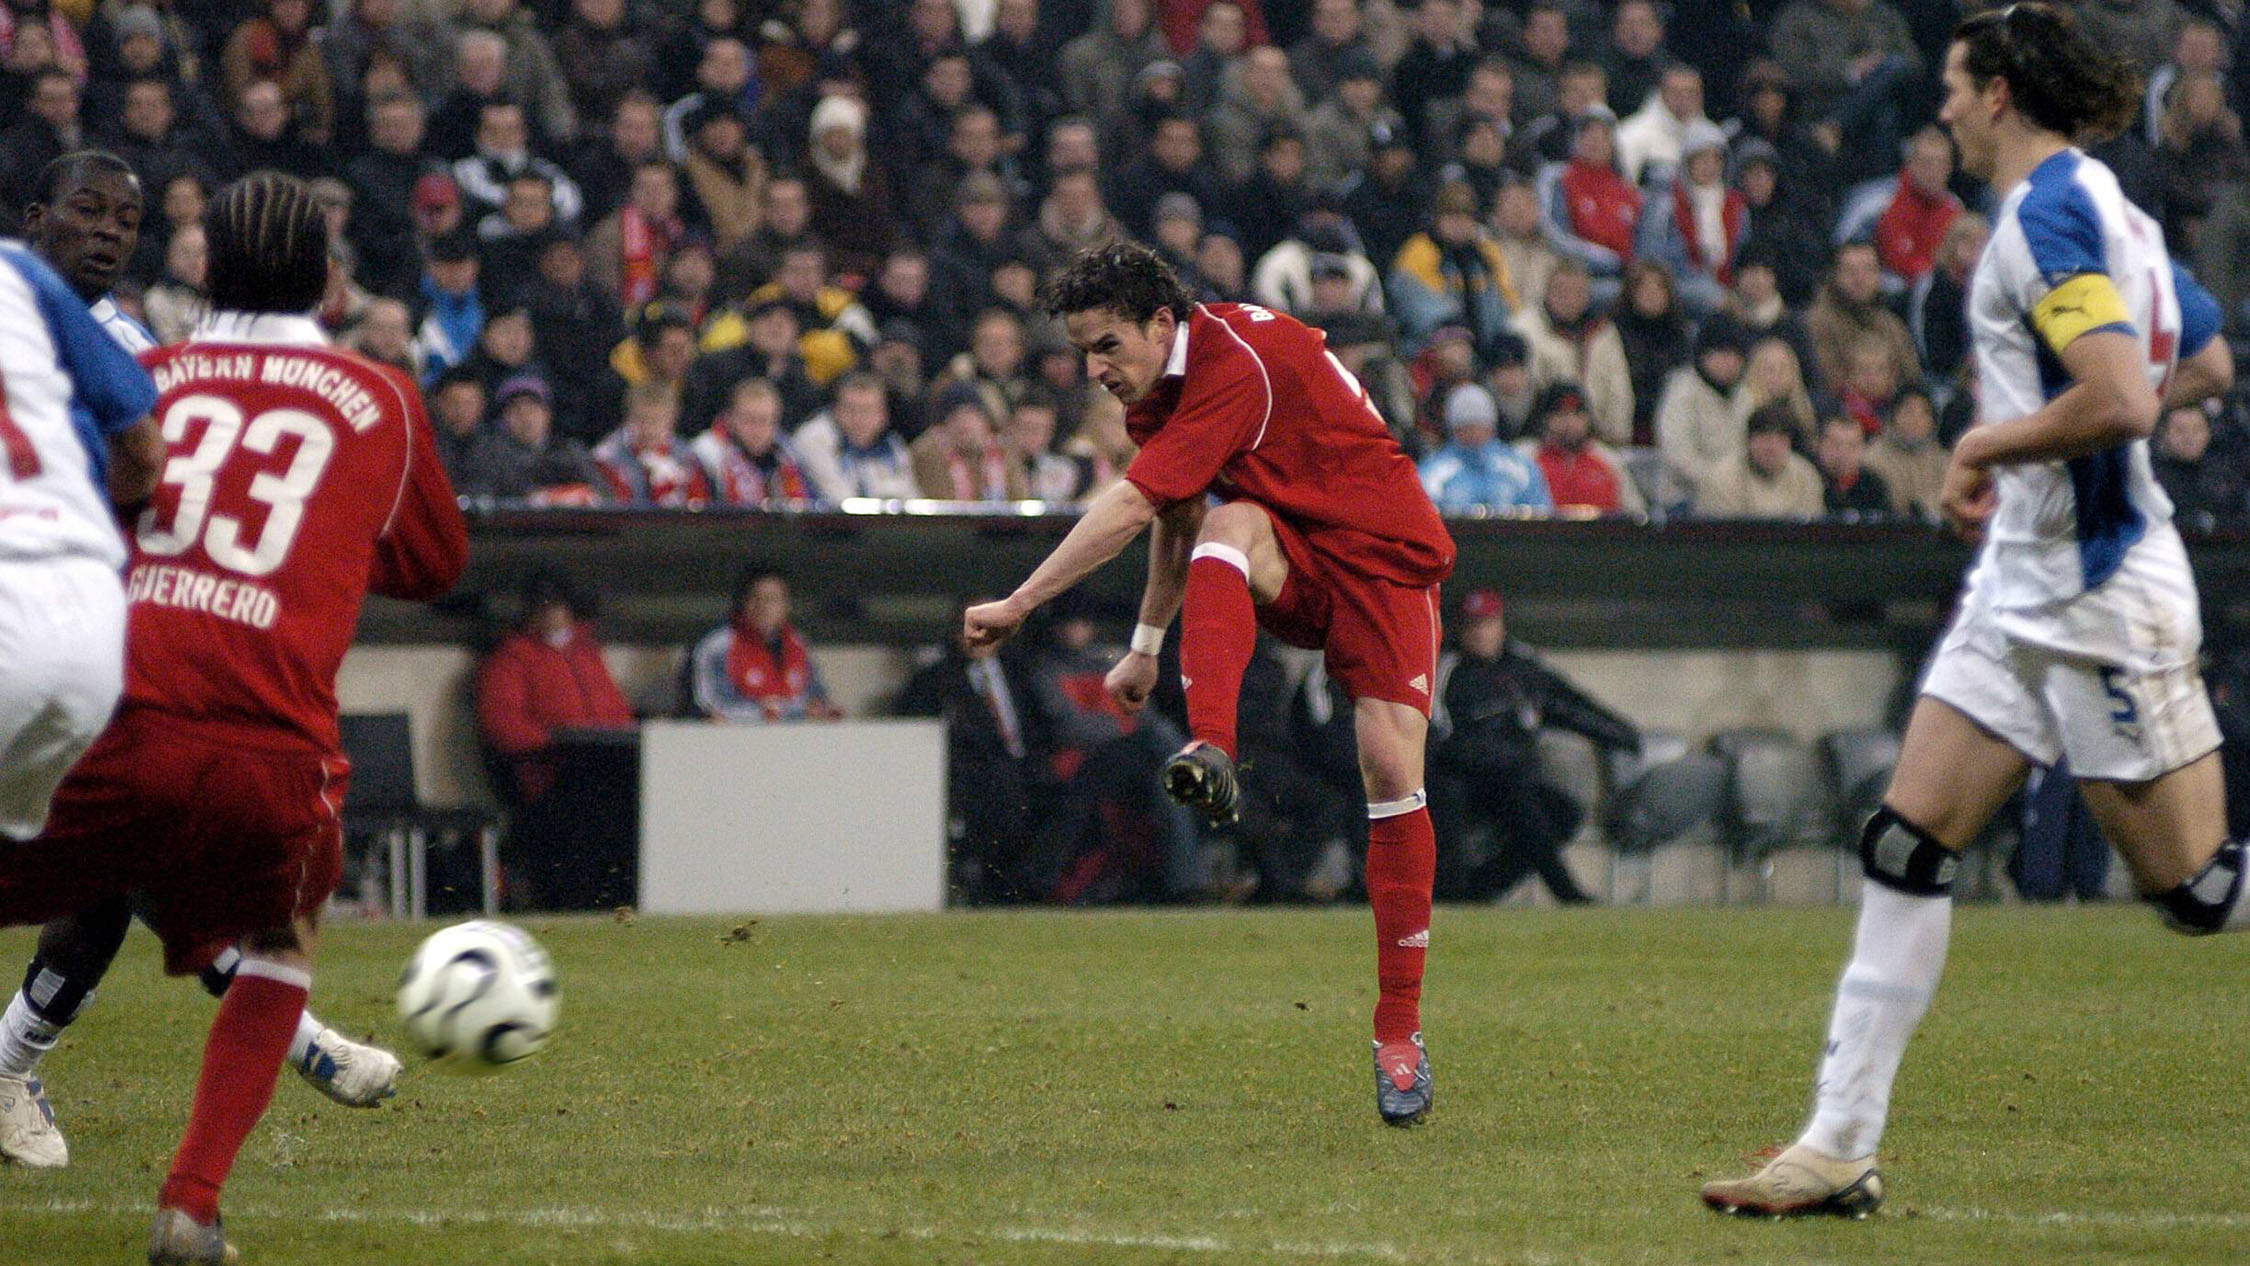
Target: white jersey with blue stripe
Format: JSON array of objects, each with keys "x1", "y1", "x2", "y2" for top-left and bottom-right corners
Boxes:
[
  {"x1": 1968, "y1": 148, "x2": 2181, "y2": 608},
  {"x1": 0, "y1": 242, "x2": 160, "y2": 568},
  {"x1": 89, "y1": 295, "x2": 157, "y2": 354}
]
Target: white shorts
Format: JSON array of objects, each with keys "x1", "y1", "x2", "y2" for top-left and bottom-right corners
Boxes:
[
  {"x1": 1921, "y1": 531, "x2": 2220, "y2": 782},
  {"x1": 0, "y1": 555, "x2": 125, "y2": 839}
]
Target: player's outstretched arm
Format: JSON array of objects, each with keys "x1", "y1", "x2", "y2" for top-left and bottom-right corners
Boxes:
[
  {"x1": 964, "y1": 479, "x2": 1159, "y2": 650},
  {"x1": 1106, "y1": 496, "x2": 1205, "y2": 713},
  {"x1": 105, "y1": 415, "x2": 162, "y2": 514}
]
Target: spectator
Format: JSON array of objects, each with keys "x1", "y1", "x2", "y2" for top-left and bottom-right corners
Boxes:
[
  {"x1": 1857, "y1": 126, "x2": 1963, "y2": 287},
  {"x1": 1804, "y1": 240, "x2": 1917, "y2": 391},
  {"x1": 1611, "y1": 259, "x2": 1691, "y2": 445},
  {"x1": 142, "y1": 221, "x2": 207, "y2": 345},
  {"x1": 104, "y1": 78, "x2": 206, "y2": 255},
  {"x1": 1862, "y1": 384, "x2": 1946, "y2": 521},
  {"x1": 1061, "y1": 389, "x2": 1138, "y2": 495},
  {"x1": 894, "y1": 597, "x2": 1048, "y2": 904},
  {"x1": 1699, "y1": 399, "x2": 1824, "y2": 517},
  {"x1": 428, "y1": 368, "x2": 488, "y2": 485},
  {"x1": 1615, "y1": 63, "x2": 1710, "y2": 189},
  {"x1": 1290, "y1": 0, "x2": 1374, "y2": 102},
  {"x1": 1228, "y1": 125, "x2": 1320, "y2": 264},
  {"x1": 521, "y1": 232, "x2": 627, "y2": 443},
  {"x1": 552, "y1": 0, "x2": 653, "y2": 128},
  {"x1": 1439, "y1": 112, "x2": 1519, "y2": 214},
  {"x1": 1521, "y1": 380, "x2": 1643, "y2": 514},
  {"x1": 1324, "y1": 310, "x2": 1423, "y2": 446},
  {"x1": 1300, "y1": 248, "x2": 1382, "y2": 327},
  {"x1": 912, "y1": 382, "x2": 1028, "y2": 502},
  {"x1": 1058, "y1": 0, "x2": 1168, "y2": 125},
  {"x1": 453, "y1": 98, "x2": 584, "y2": 229},
  {"x1": 348, "y1": 296, "x2": 420, "y2": 378},
  {"x1": 1655, "y1": 313, "x2": 1751, "y2": 510},
  {"x1": 1513, "y1": 260, "x2": 1634, "y2": 445},
  {"x1": 324, "y1": 0, "x2": 449, "y2": 111},
  {"x1": 718, "y1": 240, "x2": 877, "y2": 386},
  {"x1": 2153, "y1": 402, "x2": 2250, "y2": 529},
  {"x1": 1256, "y1": 212, "x2": 1385, "y2": 324},
  {"x1": 1767, "y1": 0, "x2": 1923, "y2": 186},
  {"x1": 930, "y1": 172, "x2": 1023, "y2": 333},
  {"x1": 1908, "y1": 212, "x2": 1986, "y2": 390},
  {"x1": 1599, "y1": 0, "x2": 1670, "y2": 121},
  {"x1": 796, "y1": 371, "x2": 918, "y2": 502},
  {"x1": 447, "y1": 0, "x2": 578, "y2": 148},
  {"x1": 1633, "y1": 120, "x2": 1743, "y2": 316},
  {"x1": 1815, "y1": 412, "x2": 1892, "y2": 518},
  {"x1": 343, "y1": 91, "x2": 441, "y2": 299},
  {"x1": 691, "y1": 377, "x2": 813, "y2": 506},
  {"x1": 1724, "y1": 60, "x2": 1833, "y2": 210},
  {"x1": 574, "y1": 90, "x2": 665, "y2": 228},
  {"x1": 906, "y1": 101, "x2": 1021, "y2": 245},
  {"x1": 1429, "y1": 588, "x2": 1638, "y2": 902},
  {"x1": 1022, "y1": 167, "x2": 1121, "y2": 267},
  {"x1": 1535, "y1": 104, "x2": 1639, "y2": 289},
  {"x1": 861, "y1": 249, "x2": 960, "y2": 367},
  {"x1": 932, "y1": 307, "x2": 1035, "y2": 427},
  {"x1": 1490, "y1": 177, "x2": 1561, "y2": 327},
  {"x1": 1724, "y1": 250, "x2": 1822, "y2": 380},
  {"x1": 1005, "y1": 388, "x2": 1092, "y2": 502},
  {"x1": 1392, "y1": 0, "x2": 1475, "y2": 148},
  {"x1": 1730, "y1": 138, "x2": 1831, "y2": 308},
  {"x1": 1480, "y1": 330, "x2": 1540, "y2": 440},
  {"x1": 1837, "y1": 331, "x2": 1903, "y2": 437},
  {"x1": 2156, "y1": 72, "x2": 2250, "y2": 253},
  {"x1": 1732, "y1": 335, "x2": 1819, "y2": 449},
  {"x1": 475, "y1": 568, "x2": 635, "y2": 810},
  {"x1": 1334, "y1": 121, "x2": 1419, "y2": 261},
  {"x1": 2145, "y1": 20, "x2": 2225, "y2": 147},
  {"x1": 458, "y1": 373, "x2": 602, "y2": 504},
  {"x1": 1389, "y1": 180, "x2": 1516, "y2": 357},
  {"x1": 457, "y1": 302, "x2": 546, "y2": 405},
  {"x1": 427, "y1": 29, "x2": 515, "y2": 161},
  {"x1": 223, "y1": 77, "x2": 328, "y2": 180},
  {"x1": 1507, "y1": 3, "x2": 1573, "y2": 127},
  {"x1": 593, "y1": 384, "x2": 711, "y2": 507},
  {"x1": 681, "y1": 297, "x2": 824, "y2": 434},
  {"x1": 584, "y1": 159, "x2": 684, "y2": 308},
  {"x1": 866, "y1": 319, "x2": 934, "y2": 434},
  {"x1": 414, "y1": 231, "x2": 485, "y2": 381},
  {"x1": 2074, "y1": 0, "x2": 2188, "y2": 80},
  {"x1": 219, "y1": 0, "x2": 334, "y2": 145},
  {"x1": 1418, "y1": 382, "x2": 1554, "y2": 513},
  {"x1": 1178, "y1": 3, "x2": 1247, "y2": 115},
  {"x1": 1302, "y1": 50, "x2": 1401, "y2": 190},
  {"x1": 678, "y1": 100, "x2": 767, "y2": 255},
  {"x1": 979, "y1": 0, "x2": 1062, "y2": 134},
  {"x1": 688, "y1": 567, "x2": 844, "y2": 723}
]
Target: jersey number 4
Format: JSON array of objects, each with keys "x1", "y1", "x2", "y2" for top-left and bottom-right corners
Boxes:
[{"x1": 137, "y1": 393, "x2": 335, "y2": 576}]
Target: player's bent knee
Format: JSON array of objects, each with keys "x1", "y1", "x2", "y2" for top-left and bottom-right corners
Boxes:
[{"x1": 1860, "y1": 806, "x2": 1959, "y2": 897}]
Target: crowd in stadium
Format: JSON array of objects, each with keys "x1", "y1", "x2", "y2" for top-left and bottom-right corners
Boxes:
[{"x1": 7, "y1": 0, "x2": 2247, "y2": 526}]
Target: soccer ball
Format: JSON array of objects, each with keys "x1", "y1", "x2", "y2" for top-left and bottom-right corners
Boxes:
[{"x1": 396, "y1": 920, "x2": 559, "y2": 1073}]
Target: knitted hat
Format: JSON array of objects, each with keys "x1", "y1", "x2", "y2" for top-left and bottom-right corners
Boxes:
[{"x1": 1444, "y1": 383, "x2": 1500, "y2": 431}]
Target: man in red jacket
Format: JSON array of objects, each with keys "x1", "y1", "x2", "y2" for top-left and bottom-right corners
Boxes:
[{"x1": 476, "y1": 569, "x2": 636, "y2": 806}]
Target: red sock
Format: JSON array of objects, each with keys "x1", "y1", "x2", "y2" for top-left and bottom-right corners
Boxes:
[
  {"x1": 1178, "y1": 551, "x2": 1258, "y2": 757},
  {"x1": 158, "y1": 962, "x2": 308, "y2": 1222},
  {"x1": 1366, "y1": 801, "x2": 1435, "y2": 1042}
]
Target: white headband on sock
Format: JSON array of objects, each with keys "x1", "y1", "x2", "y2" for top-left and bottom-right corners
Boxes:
[
  {"x1": 1368, "y1": 788, "x2": 1429, "y2": 820},
  {"x1": 1189, "y1": 542, "x2": 1251, "y2": 578}
]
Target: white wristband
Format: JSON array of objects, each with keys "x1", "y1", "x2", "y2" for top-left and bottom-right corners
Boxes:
[{"x1": 1130, "y1": 622, "x2": 1166, "y2": 656}]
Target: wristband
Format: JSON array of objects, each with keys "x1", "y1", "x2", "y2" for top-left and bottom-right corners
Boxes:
[{"x1": 1130, "y1": 622, "x2": 1166, "y2": 656}]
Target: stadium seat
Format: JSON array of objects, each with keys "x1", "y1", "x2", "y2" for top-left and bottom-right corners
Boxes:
[
  {"x1": 1603, "y1": 731, "x2": 1727, "y2": 903},
  {"x1": 339, "y1": 712, "x2": 501, "y2": 919},
  {"x1": 1820, "y1": 728, "x2": 1901, "y2": 902},
  {"x1": 1708, "y1": 728, "x2": 1830, "y2": 903}
]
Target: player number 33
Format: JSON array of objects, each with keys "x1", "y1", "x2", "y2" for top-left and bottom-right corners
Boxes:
[{"x1": 137, "y1": 393, "x2": 335, "y2": 577}]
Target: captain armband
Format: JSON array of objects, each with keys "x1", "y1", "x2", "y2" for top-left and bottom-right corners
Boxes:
[{"x1": 2030, "y1": 273, "x2": 2133, "y2": 360}]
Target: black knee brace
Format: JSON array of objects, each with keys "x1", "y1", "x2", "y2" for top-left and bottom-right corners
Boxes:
[
  {"x1": 1859, "y1": 806, "x2": 1959, "y2": 897},
  {"x1": 2152, "y1": 838, "x2": 2245, "y2": 935}
]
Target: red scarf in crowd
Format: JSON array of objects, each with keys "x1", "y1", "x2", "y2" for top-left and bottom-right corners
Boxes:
[
  {"x1": 1672, "y1": 183, "x2": 1747, "y2": 285},
  {"x1": 944, "y1": 443, "x2": 1012, "y2": 500},
  {"x1": 1536, "y1": 443, "x2": 1624, "y2": 512},
  {"x1": 725, "y1": 620, "x2": 816, "y2": 719},
  {"x1": 619, "y1": 207, "x2": 677, "y2": 307}
]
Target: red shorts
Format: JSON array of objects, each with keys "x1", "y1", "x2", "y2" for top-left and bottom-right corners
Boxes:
[
  {"x1": 0, "y1": 709, "x2": 347, "y2": 975},
  {"x1": 1254, "y1": 509, "x2": 1443, "y2": 715}
]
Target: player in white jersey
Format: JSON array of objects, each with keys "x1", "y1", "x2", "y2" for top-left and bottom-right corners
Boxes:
[
  {"x1": 0, "y1": 230, "x2": 160, "y2": 844},
  {"x1": 1703, "y1": 3, "x2": 2248, "y2": 1218},
  {"x1": 0, "y1": 154, "x2": 405, "y2": 1174}
]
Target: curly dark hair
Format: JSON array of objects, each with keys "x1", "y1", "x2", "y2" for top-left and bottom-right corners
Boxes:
[
  {"x1": 1040, "y1": 241, "x2": 1193, "y2": 325},
  {"x1": 1954, "y1": 2, "x2": 2140, "y2": 142}
]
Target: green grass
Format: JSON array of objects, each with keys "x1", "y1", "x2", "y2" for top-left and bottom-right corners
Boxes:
[{"x1": 2, "y1": 904, "x2": 2246, "y2": 1265}]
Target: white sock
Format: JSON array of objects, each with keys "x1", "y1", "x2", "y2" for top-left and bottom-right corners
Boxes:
[
  {"x1": 0, "y1": 991, "x2": 61, "y2": 1078},
  {"x1": 287, "y1": 1010, "x2": 326, "y2": 1069},
  {"x1": 1798, "y1": 883, "x2": 1953, "y2": 1160}
]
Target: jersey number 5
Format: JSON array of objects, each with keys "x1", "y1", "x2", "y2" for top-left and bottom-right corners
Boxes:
[{"x1": 137, "y1": 393, "x2": 335, "y2": 576}]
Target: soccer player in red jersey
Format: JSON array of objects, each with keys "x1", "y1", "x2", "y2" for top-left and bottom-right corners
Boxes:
[
  {"x1": 965, "y1": 242, "x2": 1456, "y2": 1125},
  {"x1": 0, "y1": 172, "x2": 468, "y2": 1263}
]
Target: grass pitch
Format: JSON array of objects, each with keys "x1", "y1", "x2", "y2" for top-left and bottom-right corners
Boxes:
[{"x1": 1, "y1": 904, "x2": 2245, "y2": 1265}]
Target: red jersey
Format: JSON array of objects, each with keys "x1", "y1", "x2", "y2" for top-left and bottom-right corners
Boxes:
[
  {"x1": 128, "y1": 313, "x2": 468, "y2": 755},
  {"x1": 1123, "y1": 303, "x2": 1454, "y2": 586}
]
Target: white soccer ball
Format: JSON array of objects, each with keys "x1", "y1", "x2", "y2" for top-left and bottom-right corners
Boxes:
[{"x1": 396, "y1": 920, "x2": 558, "y2": 1073}]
